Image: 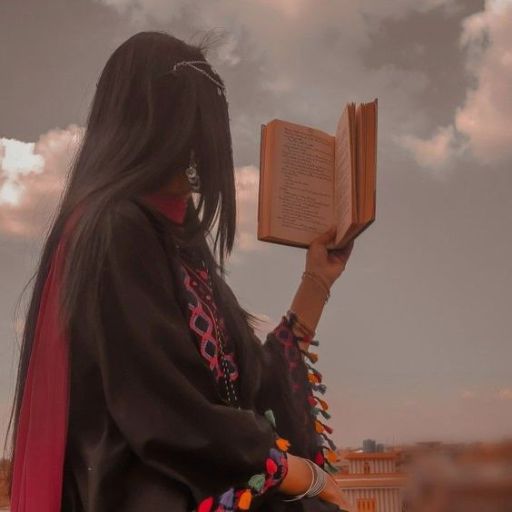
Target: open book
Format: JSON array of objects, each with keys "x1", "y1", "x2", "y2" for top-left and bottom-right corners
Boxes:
[{"x1": 257, "y1": 98, "x2": 378, "y2": 249}]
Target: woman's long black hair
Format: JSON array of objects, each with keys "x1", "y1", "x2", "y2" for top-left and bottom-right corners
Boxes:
[{"x1": 3, "y1": 30, "x2": 269, "y2": 496}]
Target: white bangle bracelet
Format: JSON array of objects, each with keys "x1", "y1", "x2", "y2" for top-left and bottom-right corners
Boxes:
[
  {"x1": 281, "y1": 459, "x2": 328, "y2": 502},
  {"x1": 281, "y1": 458, "x2": 315, "y2": 502}
]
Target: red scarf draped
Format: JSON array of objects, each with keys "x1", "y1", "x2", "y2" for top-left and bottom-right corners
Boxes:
[{"x1": 10, "y1": 192, "x2": 188, "y2": 511}]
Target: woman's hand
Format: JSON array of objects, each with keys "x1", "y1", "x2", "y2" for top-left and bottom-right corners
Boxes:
[
  {"x1": 318, "y1": 472, "x2": 356, "y2": 512},
  {"x1": 306, "y1": 225, "x2": 355, "y2": 289}
]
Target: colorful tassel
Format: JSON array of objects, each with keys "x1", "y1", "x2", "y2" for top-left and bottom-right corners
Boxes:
[
  {"x1": 312, "y1": 383, "x2": 327, "y2": 393},
  {"x1": 197, "y1": 496, "x2": 214, "y2": 512},
  {"x1": 316, "y1": 397, "x2": 329, "y2": 410},
  {"x1": 323, "y1": 423, "x2": 334, "y2": 434},
  {"x1": 311, "y1": 406, "x2": 331, "y2": 420},
  {"x1": 302, "y1": 350, "x2": 319, "y2": 363},
  {"x1": 325, "y1": 448, "x2": 338, "y2": 463},
  {"x1": 266, "y1": 457, "x2": 278, "y2": 475},
  {"x1": 264, "y1": 409, "x2": 276, "y2": 428},
  {"x1": 275, "y1": 437, "x2": 290, "y2": 451},
  {"x1": 309, "y1": 338, "x2": 320, "y2": 346},
  {"x1": 237, "y1": 489, "x2": 253, "y2": 510},
  {"x1": 218, "y1": 487, "x2": 235, "y2": 508},
  {"x1": 248, "y1": 473, "x2": 266, "y2": 492},
  {"x1": 324, "y1": 460, "x2": 339, "y2": 474},
  {"x1": 314, "y1": 450, "x2": 325, "y2": 466},
  {"x1": 320, "y1": 432, "x2": 337, "y2": 450}
]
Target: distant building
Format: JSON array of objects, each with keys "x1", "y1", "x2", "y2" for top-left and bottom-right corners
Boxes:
[
  {"x1": 362, "y1": 439, "x2": 377, "y2": 453},
  {"x1": 335, "y1": 449, "x2": 408, "y2": 512}
]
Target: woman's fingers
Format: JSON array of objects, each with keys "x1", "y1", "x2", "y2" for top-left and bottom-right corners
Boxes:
[{"x1": 310, "y1": 225, "x2": 337, "y2": 247}]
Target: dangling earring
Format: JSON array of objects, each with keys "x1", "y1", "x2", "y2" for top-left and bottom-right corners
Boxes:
[{"x1": 185, "y1": 150, "x2": 201, "y2": 192}]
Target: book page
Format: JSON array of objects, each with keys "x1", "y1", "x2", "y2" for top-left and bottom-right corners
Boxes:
[
  {"x1": 269, "y1": 121, "x2": 334, "y2": 243},
  {"x1": 334, "y1": 104, "x2": 355, "y2": 241}
]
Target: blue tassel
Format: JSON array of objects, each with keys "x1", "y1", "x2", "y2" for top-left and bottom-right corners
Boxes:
[
  {"x1": 320, "y1": 433, "x2": 337, "y2": 450},
  {"x1": 218, "y1": 487, "x2": 235, "y2": 508},
  {"x1": 312, "y1": 383, "x2": 327, "y2": 394}
]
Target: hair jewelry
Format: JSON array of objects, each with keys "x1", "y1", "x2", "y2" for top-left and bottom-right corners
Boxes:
[{"x1": 172, "y1": 60, "x2": 226, "y2": 97}]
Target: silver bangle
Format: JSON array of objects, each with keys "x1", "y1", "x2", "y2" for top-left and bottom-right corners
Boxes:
[
  {"x1": 282, "y1": 459, "x2": 328, "y2": 502},
  {"x1": 305, "y1": 459, "x2": 327, "y2": 498}
]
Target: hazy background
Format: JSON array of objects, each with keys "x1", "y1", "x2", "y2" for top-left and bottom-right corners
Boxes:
[{"x1": 1, "y1": 0, "x2": 511, "y2": 450}]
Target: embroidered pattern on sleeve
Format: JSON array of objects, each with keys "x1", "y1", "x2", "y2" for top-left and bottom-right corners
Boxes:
[
  {"x1": 178, "y1": 260, "x2": 239, "y2": 384},
  {"x1": 271, "y1": 315, "x2": 338, "y2": 474},
  {"x1": 175, "y1": 257, "x2": 291, "y2": 511},
  {"x1": 196, "y1": 409, "x2": 290, "y2": 512}
]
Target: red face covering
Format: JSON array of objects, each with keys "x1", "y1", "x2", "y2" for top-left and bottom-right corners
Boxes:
[{"x1": 9, "y1": 192, "x2": 189, "y2": 511}]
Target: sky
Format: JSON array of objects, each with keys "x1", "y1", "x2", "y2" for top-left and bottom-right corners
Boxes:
[{"x1": 1, "y1": 0, "x2": 511, "y2": 451}]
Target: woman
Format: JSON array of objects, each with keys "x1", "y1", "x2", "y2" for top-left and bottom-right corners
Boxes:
[{"x1": 4, "y1": 31, "x2": 355, "y2": 511}]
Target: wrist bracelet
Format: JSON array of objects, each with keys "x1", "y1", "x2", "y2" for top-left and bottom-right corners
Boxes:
[
  {"x1": 281, "y1": 459, "x2": 328, "y2": 502},
  {"x1": 285, "y1": 309, "x2": 315, "y2": 339},
  {"x1": 281, "y1": 458, "x2": 315, "y2": 502},
  {"x1": 302, "y1": 271, "x2": 330, "y2": 304}
]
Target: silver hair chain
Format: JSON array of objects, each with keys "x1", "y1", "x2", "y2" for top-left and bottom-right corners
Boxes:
[{"x1": 172, "y1": 60, "x2": 226, "y2": 97}]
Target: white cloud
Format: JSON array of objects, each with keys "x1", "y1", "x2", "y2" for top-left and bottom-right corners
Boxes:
[
  {"x1": 0, "y1": 139, "x2": 44, "y2": 206},
  {"x1": 0, "y1": 124, "x2": 83, "y2": 237},
  {"x1": 398, "y1": 0, "x2": 512, "y2": 169},
  {"x1": 233, "y1": 165, "x2": 266, "y2": 255},
  {"x1": 396, "y1": 125, "x2": 461, "y2": 171}
]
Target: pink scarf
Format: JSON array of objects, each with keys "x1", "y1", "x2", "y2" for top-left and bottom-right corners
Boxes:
[{"x1": 9, "y1": 192, "x2": 188, "y2": 511}]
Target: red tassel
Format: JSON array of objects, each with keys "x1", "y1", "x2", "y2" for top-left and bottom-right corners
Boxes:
[
  {"x1": 266, "y1": 457, "x2": 278, "y2": 475},
  {"x1": 315, "y1": 450, "x2": 325, "y2": 466},
  {"x1": 197, "y1": 496, "x2": 214, "y2": 512}
]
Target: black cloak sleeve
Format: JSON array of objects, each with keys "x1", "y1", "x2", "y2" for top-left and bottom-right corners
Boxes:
[
  {"x1": 257, "y1": 322, "x2": 338, "y2": 470},
  {"x1": 92, "y1": 201, "x2": 288, "y2": 508},
  {"x1": 253, "y1": 316, "x2": 342, "y2": 512}
]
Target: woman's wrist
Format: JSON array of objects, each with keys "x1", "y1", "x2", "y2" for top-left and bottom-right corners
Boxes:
[{"x1": 289, "y1": 277, "x2": 328, "y2": 337}]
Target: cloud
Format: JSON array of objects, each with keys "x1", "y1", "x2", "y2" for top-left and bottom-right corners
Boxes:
[
  {"x1": 396, "y1": 125, "x2": 462, "y2": 171},
  {"x1": 91, "y1": 0, "x2": 460, "y2": 160},
  {"x1": 233, "y1": 165, "x2": 266, "y2": 255},
  {"x1": 0, "y1": 130, "x2": 264, "y2": 257},
  {"x1": 498, "y1": 388, "x2": 512, "y2": 400},
  {"x1": 398, "y1": 0, "x2": 512, "y2": 169},
  {"x1": 0, "y1": 125, "x2": 83, "y2": 238}
]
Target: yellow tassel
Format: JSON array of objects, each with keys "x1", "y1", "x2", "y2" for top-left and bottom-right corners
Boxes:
[
  {"x1": 317, "y1": 397, "x2": 329, "y2": 411},
  {"x1": 315, "y1": 420, "x2": 324, "y2": 433},
  {"x1": 237, "y1": 489, "x2": 252, "y2": 510},
  {"x1": 275, "y1": 437, "x2": 291, "y2": 451},
  {"x1": 325, "y1": 448, "x2": 337, "y2": 462},
  {"x1": 304, "y1": 350, "x2": 319, "y2": 363},
  {"x1": 308, "y1": 372, "x2": 320, "y2": 384}
]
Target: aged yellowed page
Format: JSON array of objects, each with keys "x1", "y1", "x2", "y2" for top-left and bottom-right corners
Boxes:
[
  {"x1": 334, "y1": 104, "x2": 355, "y2": 245},
  {"x1": 267, "y1": 120, "x2": 335, "y2": 245}
]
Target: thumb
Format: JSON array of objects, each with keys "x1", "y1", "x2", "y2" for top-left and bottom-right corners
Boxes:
[{"x1": 311, "y1": 224, "x2": 337, "y2": 245}]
